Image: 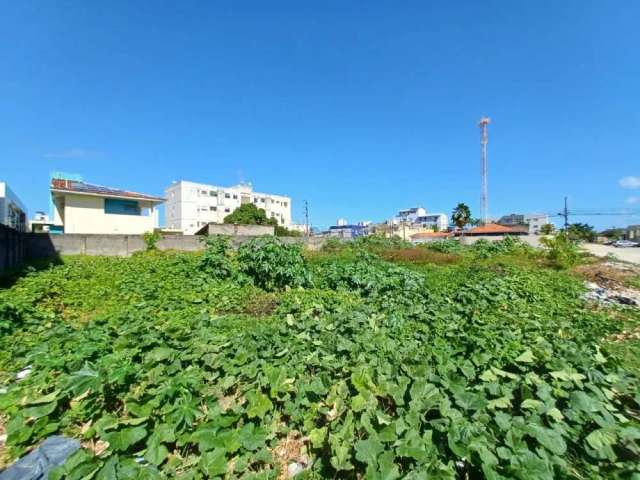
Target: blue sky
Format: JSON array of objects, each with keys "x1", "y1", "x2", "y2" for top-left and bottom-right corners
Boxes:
[{"x1": 1, "y1": 1, "x2": 639, "y2": 229}]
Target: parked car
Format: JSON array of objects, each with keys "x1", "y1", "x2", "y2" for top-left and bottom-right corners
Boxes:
[{"x1": 613, "y1": 240, "x2": 638, "y2": 248}]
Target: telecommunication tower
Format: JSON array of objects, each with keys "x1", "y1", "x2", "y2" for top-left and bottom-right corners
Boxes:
[{"x1": 479, "y1": 117, "x2": 491, "y2": 225}]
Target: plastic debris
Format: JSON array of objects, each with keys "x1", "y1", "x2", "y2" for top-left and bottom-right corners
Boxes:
[
  {"x1": 15, "y1": 366, "x2": 32, "y2": 380},
  {"x1": 0, "y1": 436, "x2": 80, "y2": 480}
]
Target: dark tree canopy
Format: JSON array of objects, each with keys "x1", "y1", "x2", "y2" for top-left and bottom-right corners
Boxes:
[{"x1": 223, "y1": 203, "x2": 272, "y2": 225}]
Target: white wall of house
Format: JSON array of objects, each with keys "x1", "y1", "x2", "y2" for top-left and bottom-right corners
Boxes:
[
  {"x1": 53, "y1": 193, "x2": 158, "y2": 234},
  {"x1": 0, "y1": 182, "x2": 28, "y2": 232},
  {"x1": 165, "y1": 180, "x2": 292, "y2": 234},
  {"x1": 525, "y1": 214, "x2": 550, "y2": 234}
]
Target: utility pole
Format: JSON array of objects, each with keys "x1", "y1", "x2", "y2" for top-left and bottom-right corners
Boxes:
[
  {"x1": 304, "y1": 200, "x2": 310, "y2": 237},
  {"x1": 479, "y1": 117, "x2": 491, "y2": 225},
  {"x1": 558, "y1": 196, "x2": 569, "y2": 230}
]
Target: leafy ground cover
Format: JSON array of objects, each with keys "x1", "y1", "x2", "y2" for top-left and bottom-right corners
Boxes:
[{"x1": 0, "y1": 237, "x2": 639, "y2": 479}]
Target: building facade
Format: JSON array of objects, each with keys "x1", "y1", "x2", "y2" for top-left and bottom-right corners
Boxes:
[
  {"x1": 0, "y1": 182, "x2": 27, "y2": 232},
  {"x1": 165, "y1": 181, "x2": 292, "y2": 234},
  {"x1": 391, "y1": 207, "x2": 448, "y2": 232},
  {"x1": 50, "y1": 179, "x2": 163, "y2": 234},
  {"x1": 525, "y1": 214, "x2": 551, "y2": 234},
  {"x1": 627, "y1": 225, "x2": 640, "y2": 241}
]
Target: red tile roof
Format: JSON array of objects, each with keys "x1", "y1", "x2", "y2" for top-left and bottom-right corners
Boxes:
[
  {"x1": 51, "y1": 179, "x2": 164, "y2": 202},
  {"x1": 410, "y1": 231, "x2": 452, "y2": 239},
  {"x1": 464, "y1": 223, "x2": 527, "y2": 235}
]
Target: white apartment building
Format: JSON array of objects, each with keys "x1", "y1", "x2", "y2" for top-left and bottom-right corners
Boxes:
[
  {"x1": 165, "y1": 180, "x2": 292, "y2": 234},
  {"x1": 391, "y1": 207, "x2": 449, "y2": 231},
  {"x1": 525, "y1": 213, "x2": 551, "y2": 234}
]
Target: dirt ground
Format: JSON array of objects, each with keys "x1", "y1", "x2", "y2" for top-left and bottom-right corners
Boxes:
[{"x1": 582, "y1": 244, "x2": 640, "y2": 264}]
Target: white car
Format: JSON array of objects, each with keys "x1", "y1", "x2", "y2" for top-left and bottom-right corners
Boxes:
[{"x1": 613, "y1": 240, "x2": 638, "y2": 248}]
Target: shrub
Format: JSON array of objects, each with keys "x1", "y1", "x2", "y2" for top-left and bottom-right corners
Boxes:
[
  {"x1": 541, "y1": 232, "x2": 581, "y2": 268},
  {"x1": 198, "y1": 235, "x2": 234, "y2": 278},
  {"x1": 142, "y1": 231, "x2": 161, "y2": 251},
  {"x1": 423, "y1": 238, "x2": 464, "y2": 254},
  {"x1": 237, "y1": 237, "x2": 310, "y2": 291}
]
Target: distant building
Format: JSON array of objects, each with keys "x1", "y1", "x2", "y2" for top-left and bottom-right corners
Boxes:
[
  {"x1": 50, "y1": 179, "x2": 164, "y2": 234},
  {"x1": 498, "y1": 213, "x2": 550, "y2": 234},
  {"x1": 328, "y1": 223, "x2": 369, "y2": 239},
  {"x1": 627, "y1": 225, "x2": 640, "y2": 241},
  {"x1": 497, "y1": 213, "x2": 525, "y2": 226},
  {"x1": 525, "y1": 214, "x2": 550, "y2": 234},
  {"x1": 394, "y1": 207, "x2": 427, "y2": 224},
  {"x1": 392, "y1": 207, "x2": 449, "y2": 231},
  {"x1": 336, "y1": 218, "x2": 348, "y2": 226},
  {"x1": 30, "y1": 211, "x2": 55, "y2": 233},
  {"x1": 0, "y1": 182, "x2": 27, "y2": 232},
  {"x1": 165, "y1": 181, "x2": 291, "y2": 235}
]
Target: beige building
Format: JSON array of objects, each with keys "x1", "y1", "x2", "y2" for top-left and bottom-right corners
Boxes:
[
  {"x1": 165, "y1": 180, "x2": 292, "y2": 234},
  {"x1": 50, "y1": 179, "x2": 164, "y2": 234}
]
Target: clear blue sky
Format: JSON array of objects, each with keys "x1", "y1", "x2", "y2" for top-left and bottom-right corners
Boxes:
[{"x1": 2, "y1": 1, "x2": 639, "y2": 229}]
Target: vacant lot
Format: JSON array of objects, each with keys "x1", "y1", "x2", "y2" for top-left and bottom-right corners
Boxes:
[
  {"x1": 1, "y1": 237, "x2": 639, "y2": 479},
  {"x1": 583, "y1": 243, "x2": 640, "y2": 264}
]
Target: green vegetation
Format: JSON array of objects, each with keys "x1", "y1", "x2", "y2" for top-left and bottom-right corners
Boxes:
[
  {"x1": 567, "y1": 223, "x2": 597, "y2": 243},
  {"x1": 142, "y1": 231, "x2": 161, "y2": 251},
  {"x1": 0, "y1": 237, "x2": 639, "y2": 479},
  {"x1": 223, "y1": 203, "x2": 302, "y2": 237},
  {"x1": 539, "y1": 224, "x2": 555, "y2": 235},
  {"x1": 451, "y1": 203, "x2": 471, "y2": 231}
]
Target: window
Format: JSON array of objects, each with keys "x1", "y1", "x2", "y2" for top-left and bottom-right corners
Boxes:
[
  {"x1": 209, "y1": 191, "x2": 217, "y2": 197},
  {"x1": 201, "y1": 190, "x2": 207, "y2": 195},
  {"x1": 261, "y1": 198, "x2": 265, "y2": 203},
  {"x1": 233, "y1": 194, "x2": 238, "y2": 199},
  {"x1": 224, "y1": 208, "x2": 230, "y2": 213},
  {"x1": 104, "y1": 198, "x2": 141, "y2": 215},
  {"x1": 283, "y1": 202, "x2": 288, "y2": 207},
  {"x1": 225, "y1": 193, "x2": 230, "y2": 199},
  {"x1": 253, "y1": 198, "x2": 258, "y2": 203},
  {"x1": 210, "y1": 206, "x2": 217, "y2": 211}
]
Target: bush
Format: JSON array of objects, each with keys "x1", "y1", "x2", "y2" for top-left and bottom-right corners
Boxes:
[
  {"x1": 423, "y1": 238, "x2": 464, "y2": 254},
  {"x1": 541, "y1": 232, "x2": 581, "y2": 268},
  {"x1": 198, "y1": 235, "x2": 234, "y2": 278},
  {"x1": 142, "y1": 231, "x2": 161, "y2": 251},
  {"x1": 237, "y1": 237, "x2": 310, "y2": 291}
]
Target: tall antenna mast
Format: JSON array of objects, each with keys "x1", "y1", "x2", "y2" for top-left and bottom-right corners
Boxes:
[
  {"x1": 304, "y1": 200, "x2": 310, "y2": 237},
  {"x1": 479, "y1": 117, "x2": 491, "y2": 225}
]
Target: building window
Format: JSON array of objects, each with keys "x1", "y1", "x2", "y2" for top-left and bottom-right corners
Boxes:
[
  {"x1": 201, "y1": 190, "x2": 207, "y2": 195},
  {"x1": 210, "y1": 206, "x2": 217, "y2": 211},
  {"x1": 225, "y1": 193, "x2": 230, "y2": 199},
  {"x1": 224, "y1": 208, "x2": 230, "y2": 213},
  {"x1": 261, "y1": 198, "x2": 265, "y2": 203},
  {"x1": 209, "y1": 191, "x2": 217, "y2": 197},
  {"x1": 283, "y1": 202, "x2": 288, "y2": 207},
  {"x1": 233, "y1": 194, "x2": 238, "y2": 199},
  {"x1": 104, "y1": 198, "x2": 141, "y2": 216}
]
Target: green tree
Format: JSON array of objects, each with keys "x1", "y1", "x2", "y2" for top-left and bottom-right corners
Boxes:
[
  {"x1": 452, "y1": 203, "x2": 471, "y2": 231},
  {"x1": 223, "y1": 203, "x2": 272, "y2": 225},
  {"x1": 600, "y1": 228, "x2": 625, "y2": 240},
  {"x1": 540, "y1": 223, "x2": 555, "y2": 235},
  {"x1": 224, "y1": 203, "x2": 301, "y2": 237},
  {"x1": 567, "y1": 223, "x2": 596, "y2": 242}
]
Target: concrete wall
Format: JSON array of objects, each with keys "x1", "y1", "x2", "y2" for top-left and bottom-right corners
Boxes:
[
  {"x1": 0, "y1": 224, "x2": 25, "y2": 273},
  {"x1": 22, "y1": 233, "x2": 327, "y2": 259},
  {"x1": 59, "y1": 193, "x2": 158, "y2": 235},
  {"x1": 202, "y1": 224, "x2": 275, "y2": 236},
  {"x1": 460, "y1": 234, "x2": 542, "y2": 247}
]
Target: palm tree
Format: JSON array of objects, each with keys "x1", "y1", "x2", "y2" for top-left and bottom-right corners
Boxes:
[{"x1": 452, "y1": 203, "x2": 471, "y2": 238}]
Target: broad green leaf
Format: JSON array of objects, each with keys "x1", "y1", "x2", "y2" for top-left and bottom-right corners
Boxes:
[
  {"x1": 355, "y1": 436, "x2": 383, "y2": 466},
  {"x1": 246, "y1": 391, "x2": 273, "y2": 419},
  {"x1": 200, "y1": 448, "x2": 228, "y2": 477},
  {"x1": 103, "y1": 425, "x2": 148, "y2": 451}
]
